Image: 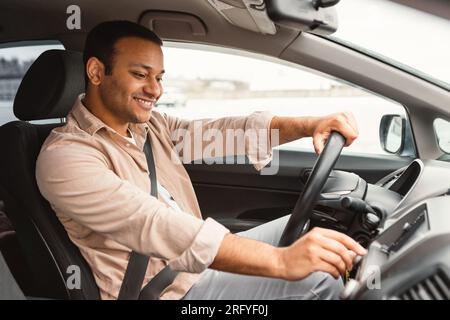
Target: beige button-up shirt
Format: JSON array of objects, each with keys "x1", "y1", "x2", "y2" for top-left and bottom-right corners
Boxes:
[{"x1": 36, "y1": 96, "x2": 275, "y2": 299}]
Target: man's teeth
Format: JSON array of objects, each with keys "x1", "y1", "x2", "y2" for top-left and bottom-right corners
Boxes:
[{"x1": 135, "y1": 98, "x2": 154, "y2": 106}]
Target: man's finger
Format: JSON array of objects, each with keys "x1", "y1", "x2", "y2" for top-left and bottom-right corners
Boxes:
[
  {"x1": 313, "y1": 134, "x2": 325, "y2": 155},
  {"x1": 315, "y1": 259, "x2": 341, "y2": 279},
  {"x1": 343, "y1": 112, "x2": 359, "y2": 135},
  {"x1": 318, "y1": 249, "x2": 347, "y2": 275},
  {"x1": 332, "y1": 121, "x2": 358, "y2": 147},
  {"x1": 316, "y1": 228, "x2": 367, "y2": 256},
  {"x1": 317, "y1": 236, "x2": 355, "y2": 271}
]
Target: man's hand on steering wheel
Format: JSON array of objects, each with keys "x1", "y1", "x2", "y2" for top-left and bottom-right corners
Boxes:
[
  {"x1": 270, "y1": 112, "x2": 359, "y2": 154},
  {"x1": 309, "y1": 112, "x2": 359, "y2": 155},
  {"x1": 278, "y1": 227, "x2": 367, "y2": 280},
  {"x1": 271, "y1": 111, "x2": 363, "y2": 280}
]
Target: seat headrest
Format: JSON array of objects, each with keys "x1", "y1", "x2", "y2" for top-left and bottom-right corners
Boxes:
[{"x1": 13, "y1": 49, "x2": 85, "y2": 121}]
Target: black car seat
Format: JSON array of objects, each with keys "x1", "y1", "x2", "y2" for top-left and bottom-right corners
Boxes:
[
  {"x1": 0, "y1": 49, "x2": 100, "y2": 299},
  {"x1": 0, "y1": 199, "x2": 34, "y2": 294},
  {"x1": 0, "y1": 251, "x2": 26, "y2": 299}
]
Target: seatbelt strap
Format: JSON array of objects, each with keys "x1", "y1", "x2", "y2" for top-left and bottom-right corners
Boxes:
[
  {"x1": 138, "y1": 138, "x2": 178, "y2": 299},
  {"x1": 139, "y1": 260, "x2": 178, "y2": 300},
  {"x1": 118, "y1": 135, "x2": 177, "y2": 300}
]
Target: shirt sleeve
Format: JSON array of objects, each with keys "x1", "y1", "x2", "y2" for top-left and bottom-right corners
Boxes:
[
  {"x1": 162, "y1": 111, "x2": 277, "y2": 171},
  {"x1": 36, "y1": 142, "x2": 229, "y2": 273}
]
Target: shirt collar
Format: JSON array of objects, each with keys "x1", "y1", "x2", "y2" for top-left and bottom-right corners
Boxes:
[{"x1": 70, "y1": 94, "x2": 150, "y2": 138}]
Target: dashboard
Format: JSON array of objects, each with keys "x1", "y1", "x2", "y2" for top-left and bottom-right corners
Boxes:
[{"x1": 340, "y1": 159, "x2": 450, "y2": 300}]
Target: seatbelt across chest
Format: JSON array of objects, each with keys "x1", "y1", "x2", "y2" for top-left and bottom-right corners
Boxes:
[{"x1": 118, "y1": 135, "x2": 178, "y2": 300}]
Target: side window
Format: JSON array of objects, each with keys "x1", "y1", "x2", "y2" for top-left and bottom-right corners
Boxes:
[
  {"x1": 159, "y1": 45, "x2": 409, "y2": 156},
  {"x1": 0, "y1": 42, "x2": 64, "y2": 126}
]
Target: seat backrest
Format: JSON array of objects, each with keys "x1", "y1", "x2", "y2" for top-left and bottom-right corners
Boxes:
[
  {"x1": 0, "y1": 251, "x2": 25, "y2": 299},
  {"x1": 0, "y1": 50, "x2": 100, "y2": 299}
]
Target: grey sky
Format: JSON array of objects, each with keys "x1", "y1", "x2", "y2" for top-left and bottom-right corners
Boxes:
[{"x1": 335, "y1": 0, "x2": 450, "y2": 84}]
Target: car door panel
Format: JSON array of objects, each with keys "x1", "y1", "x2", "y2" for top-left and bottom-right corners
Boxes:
[{"x1": 186, "y1": 149, "x2": 413, "y2": 231}]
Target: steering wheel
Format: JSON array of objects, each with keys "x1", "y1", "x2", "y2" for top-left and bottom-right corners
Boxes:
[{"x1": 278, "y1": 131, "x2": 346, "y2": 247}]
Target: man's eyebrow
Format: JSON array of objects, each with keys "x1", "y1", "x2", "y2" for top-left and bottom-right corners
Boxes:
[{"x1": 129, "y1": 63, "x2": 165, "y2": 74}]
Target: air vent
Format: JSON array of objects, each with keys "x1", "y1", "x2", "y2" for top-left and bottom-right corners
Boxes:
[
  {"x1": 381, "y1": 174, "x2": 400, "y2": 189},
  {"x1": 396, "y1": 270, "x2": 450, "y2": 300}
]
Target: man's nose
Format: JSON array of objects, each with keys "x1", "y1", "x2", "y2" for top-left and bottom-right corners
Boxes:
[{"x1": 143, "y1": 78, "x2": 161, "y2": 98}]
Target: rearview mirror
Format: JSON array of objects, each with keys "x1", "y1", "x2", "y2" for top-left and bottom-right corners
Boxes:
[
  {"x1": 379, "y1": 114, "x2": 404, "y2": 154},
  {"x1": 207, "y1": 0, "x2": 339, "y2": 36},
  {"x1": 266, "y1": 0, "x2": 340, "y2": 35}
]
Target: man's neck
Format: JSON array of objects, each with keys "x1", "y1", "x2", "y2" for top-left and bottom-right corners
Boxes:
[{"x1": 82, "y1": 94, "x2": 129, "y2": 137}]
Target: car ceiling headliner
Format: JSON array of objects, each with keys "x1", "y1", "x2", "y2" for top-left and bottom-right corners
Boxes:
[{"x1": 0, "y1": 0, "x2": 301, "y2": 57}]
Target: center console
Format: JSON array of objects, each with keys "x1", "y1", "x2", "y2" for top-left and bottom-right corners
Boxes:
[{"x1": 342, "y1": 196, "x2": 450, "y2": 300}]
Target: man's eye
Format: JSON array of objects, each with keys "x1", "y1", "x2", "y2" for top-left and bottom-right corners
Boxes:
[
  {"x1": 157, "y1": 78, "x2": 163, "y2": 82},
  {"x1": 132, "y1": 72, "x2": 146, "y2": 79}
]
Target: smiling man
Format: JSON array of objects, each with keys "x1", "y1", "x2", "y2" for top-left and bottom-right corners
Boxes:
[{"x1": 36, "y1": 21, "x2": 365, "y2": 300}]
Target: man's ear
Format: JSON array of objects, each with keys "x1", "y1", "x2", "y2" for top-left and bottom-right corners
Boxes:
[{"x1": 86, "y1": 57, "x2": 105, "y2": 86}]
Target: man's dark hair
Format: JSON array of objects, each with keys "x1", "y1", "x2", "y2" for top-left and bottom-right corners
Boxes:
[{"x1": 83, "y1": 20, "x2": 163, "y2": 88}]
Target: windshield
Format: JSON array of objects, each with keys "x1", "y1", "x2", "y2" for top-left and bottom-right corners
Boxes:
[{"x1": 332, "y1": 0, "x2": 450, "y2": 88}]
